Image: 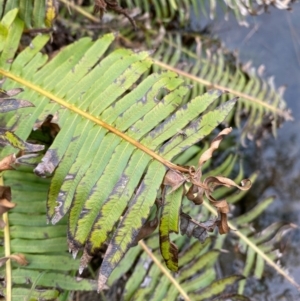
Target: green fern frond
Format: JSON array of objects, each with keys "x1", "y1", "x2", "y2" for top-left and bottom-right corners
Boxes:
[
  {"x1": 1, "y1": 8, "x2": 297, "y2": 300},
  {"x1": 105, "y1": 162, "x2": 245, "y2": 300},
  {"x1": 222, "y1": 0, "x2": 294, "y2": 25},
  {"x1": 56, "y1": 2, "x2": 293, "y2": 144},
  {"x1": 56, "y1": 0, "x2": 294, "y2": 29},
  {"x1": 0, "y1": 11, "x2": 238, "y2": 293},
  {"x1": 0, "y1": 167, "x2": 98, "y2": 301},
  {"x1": 122, "y1": 0, "x2": 294, "y2": 26},
  {"x1": 105, "y1": 155, "x2": 291, "y2": 300},
  {"x1": 151, "y1": 33, "x2": 292, "y2": 143},
  {"x1": 125, "y1": 244, "x2": 234, "y2": 301},
  {"x1": 0, "y1": 1, "x2": 58, "y2": 29}
]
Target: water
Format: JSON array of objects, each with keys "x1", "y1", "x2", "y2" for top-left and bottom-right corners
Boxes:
[{"x1": 192, "y1": 3, "x2": 300, "y2": 300}]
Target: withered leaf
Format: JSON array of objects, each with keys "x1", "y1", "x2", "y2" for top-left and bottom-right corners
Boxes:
[
  {"x1": 184, "y1": 128, "x2": 252, "y2": 234},
  {"x1": 0, "y1": 253, "x2": 28, "y2": 268},
  {"x1": 218, "y1": 212, "x2": 229, "y2": 234},
  {"x1": 0, "y1": 99, "x2": 34, "y2": 113},
  {"x1": 0, "y1": 186, "x2": 12, "y2": 208},
  {"x1": 34, "y1": 149, "x2": 59, "y2": 177},
  {"x1": 204, "y1": 176, "x2": 252, "y2": 191},
  {"x1": 163, "y1": 169, "x2": 186, "y2": 192},
  {"x1": 132, "y1": 215, "x2": 158, "y2": 246},
  {"x1": 186, "y1": 184, "x2": 204, "y2": 205},
  {"x1": 0, "y1": 87, "x2": 23, "y2": 98},
  {"x1": 202, "y1": 176, "x2": 251, "y2": 234},
  {"x1": 0, "y1": 186, "x2": 16, "y2": 228},
  {"x1": 198, "y1": 127, "x2": 233, "y2": 169},
  {"x1": 0, "y1": 87, "x2": 33, "y2": 112},
  {"x1": 180, "y1": 213, "x2": 194, "y2": 236},
  {"x1": 0, "y1": 154, "x2": 16, "y2": 171},
  {"x1": 180, "y1": 212, "x2": 218, "y2": 243},
  {"x1": 205, "y1": 195, "x2": 229, "y2": 215}
]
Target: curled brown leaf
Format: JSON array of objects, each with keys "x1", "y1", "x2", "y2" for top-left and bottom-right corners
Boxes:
[
  {"x1": 163, "y1": 169, "x2": 186, "y2": 193},
  {"x1": 163, "y1": 128, "x2": 252, "y2": 235},
  {"x1": 0, "y1": 154, "x2": 16, "y2": 171},
  {"x1": 0, "y1": 186, "x2": 16, "y2": 228},
  {"x1": 186, "y1": 184, "x2": 204, "y2": 205},
  {"x1": 204, "y1": 176, "x2": 252, "y2": 191},
  {"x1": 0, "y1": 253, "x2": 28, "y2": 267},
  {"x1": 196, "y1": 127, "x2": 233, "y2": 178}
]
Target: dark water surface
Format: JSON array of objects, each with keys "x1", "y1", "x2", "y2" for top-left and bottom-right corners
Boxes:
[{"x1": 192, "y1": 4, "x2": 300, "y2": 300}]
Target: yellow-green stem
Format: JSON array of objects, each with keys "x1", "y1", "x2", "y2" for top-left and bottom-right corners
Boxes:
[
  {"x1": 1, "y1": 175, "x2": 12, "y2": 301},
  {"x1": 153, "y1": 60, "x2": 288, "y2": 118},
  {"x1": 138, "y1": 240, "x2": 191, "y2": 301},
  {"x1": 60, "y1": 0, "x2": 289, "y2": 120},
  {"x1": 59, "y1": 0, "x2": 100, "y2": 22},
  {"x1": 0, "y1": 68, "x2": 189, "y2": 174}
]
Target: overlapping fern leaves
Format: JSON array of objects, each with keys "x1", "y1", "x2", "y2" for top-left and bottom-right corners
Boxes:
[
  {"x1": 0, "y1": 4, "x2": 298, "y2": 301},
  {"x1": 1, "y1": 0, "x2": 294, "y2": 30},
  {"x1": 0, "y1": 168, "x2": 98, "y2": 301},
  {"x1": 0, "y1": 0, "x2": 57, "y2": 28},
  {"x1": 5, "y1": 0, "x2": 291, "y2": 143},
  {"x1": 123, "y1": 0, "x2": 294, "y2": 25},
  {"x1": 0, "y1": 9, "x2": 244, "y2": 296},
  {"x1": 150, "y1": 33, "x2": 292, "y2": 144},
  {"x1": 93, "y1": 7, "x2": 292, "y2": 143},
  {"x1": 106, "y1": 154, "x2": 293, "y2": 300}
]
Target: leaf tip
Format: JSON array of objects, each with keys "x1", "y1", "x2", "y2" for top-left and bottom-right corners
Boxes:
[
  {"x1": 79, "y1": 250, "x2": 93, "y2": 275},
  {"x1": 97, "y1": 274, "x2": 109, "y2": 292},
  {"x1": 72, "y1": 249, "x2": 78, "y2": 259}
]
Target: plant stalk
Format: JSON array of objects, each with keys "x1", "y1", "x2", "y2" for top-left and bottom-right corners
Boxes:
[
  {"x1": 0, "y1": 68, "x2": 190, "y2": 175},
  {"x1": 58, "y1": 0, "x2": 100, "y2": 23},
  {"x1": 154, "y1": 60, "x2": 290, "y2": 119},
  {"x1": 0, "y1": 175, "x2": 12, "y2": 301},
  {"x1": 138, "y1": 240, "x2": 191, "y2": 301}
]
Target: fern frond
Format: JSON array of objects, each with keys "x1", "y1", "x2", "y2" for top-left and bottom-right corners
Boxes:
[
  {"x1": 0, "y1": 168, "x2": 98, "y2": 301},
  {"x1": 56, "y1": 2, "x2": 292, "y2": 144},
  {"x1": 152, "y1": 33, "x2": 292, "y2": 143},
  {"x1": 0, "y1": 1, "x2": 57, "y2": 29},
  {"x1": 222, "y1": 0, "x2": 293, "y2": 25},
  {"x1": 114, "y1": 235, "x2": 232, "y2": 301},
  {"x1": 0, "y1": 11, "x2": 238, "y2": 292},
  {"x1": 122, "y1": 0, "x2": 294, "y2": 26},
  {"x1": 105, "y1": 158, "x2": 248, "y2": 300},
  {"x1": 106, "y1": 156, "x2": 297, "y2": 300}
]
